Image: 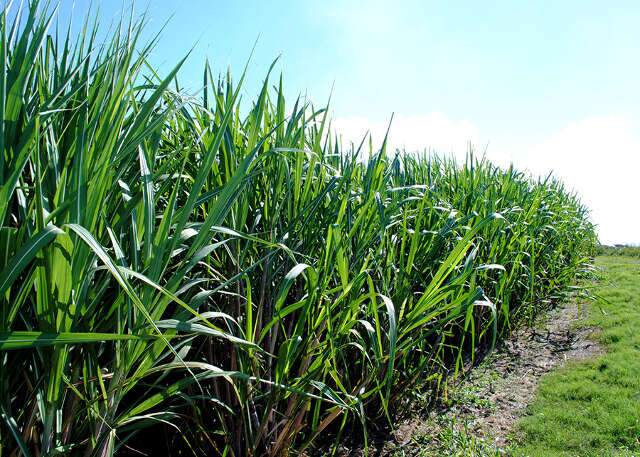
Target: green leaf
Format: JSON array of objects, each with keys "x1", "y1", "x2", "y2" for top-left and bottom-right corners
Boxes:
[
  {"x1": 0, "y1": 330, "x2": 154, "y2": 350},
  {"x1": 0, "y1": 225, "x2": 63, "y2": 297}
]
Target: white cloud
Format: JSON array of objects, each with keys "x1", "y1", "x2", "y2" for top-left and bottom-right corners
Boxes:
[
  {"x1": 332, "y1": 113, "x2": 482, "y2": 158},
  {"x1": 516, "y1": 116, "x2": 640, "y2": 246},
  {"x1": 332, "y1": 113, "x2": 640, "y2": 245}
]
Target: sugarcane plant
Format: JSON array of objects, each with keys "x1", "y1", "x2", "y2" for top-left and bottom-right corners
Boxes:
[{"x1": 0, "y1": 2, "x2": 596, "y2": 456}]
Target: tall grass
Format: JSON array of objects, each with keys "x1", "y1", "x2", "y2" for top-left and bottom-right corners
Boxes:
[{"x1": 0, "y1": 2, "x2": 596, "y2": 456}]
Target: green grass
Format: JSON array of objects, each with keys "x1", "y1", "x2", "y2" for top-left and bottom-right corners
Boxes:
[
  {"x1": 403, "y1": 418, "x2": 502, "y2": 457},
  {"x1": 0, "y1": 2, "x2": 597, "y2": 455},
  {"x1": 513, "y1": 256, "x2": 640, "y2": 457}
]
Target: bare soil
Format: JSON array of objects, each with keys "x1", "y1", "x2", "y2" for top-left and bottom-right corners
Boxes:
[{"x1": 358, "y1": 301, "x2": 604, "y2": 455}]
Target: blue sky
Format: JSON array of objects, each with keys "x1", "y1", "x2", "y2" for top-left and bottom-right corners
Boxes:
[{"x1": 57, "y1": 0, "x2": 640, "y2": 244}]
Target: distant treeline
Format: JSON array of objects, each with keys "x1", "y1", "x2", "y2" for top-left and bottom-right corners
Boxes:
[{"x1": 597, "y1": 244, "x2": 640, "y2": 258}]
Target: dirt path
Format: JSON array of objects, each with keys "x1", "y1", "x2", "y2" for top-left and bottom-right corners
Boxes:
[{"x1": 374, "y1": 301, "x2": 603, "y2": 455}]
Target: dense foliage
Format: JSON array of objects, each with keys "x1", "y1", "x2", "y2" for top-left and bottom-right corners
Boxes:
[
  {"x1": 596, "y1": 244, "x2": 640, "y2": 258},
  {"x1": 0, "y1": 3, "x2": 596, "y2": 455}
]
